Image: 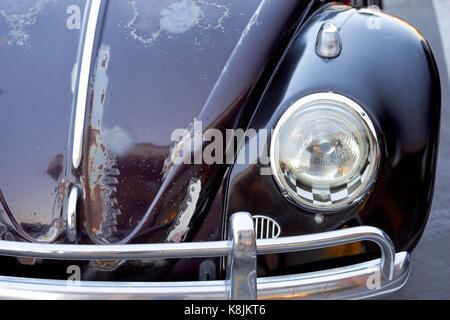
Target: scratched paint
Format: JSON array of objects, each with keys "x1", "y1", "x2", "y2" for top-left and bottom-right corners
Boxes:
[
  {"x1": 83, "y1": 45, "x2": 133, "y2": 243},
  {"x1": 0, "y1": 0, "x2": 57, "y2": 47},
  {"x1": 160, "y1": 0, "x2": 202, "y2": 33},
  {"x1": 35, "y1": 218, "x2": 63, "y2": 242},
  {"x1": 0, "y1": 222, "x2": 14, "y2": 241},
  {"x1": 126, "y1": 0, "x2": 230, "y2": 45},
  {"x1": 162, "y1": 119, "x2": 197, "y2": 180},
  {"x1": 235, "y1": 0, "x2": 262, "y2": 47},
  {"x1": 167, "y1": 178, "x2": 201, "y2": 243},
  {"x1": 90, "y1": 259, "x2": 125, "y2": 272}
]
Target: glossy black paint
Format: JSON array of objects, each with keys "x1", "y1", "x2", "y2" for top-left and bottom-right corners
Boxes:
[
  {"x1": 0, "y1": 0, "x2": 310, "y2": 280},
  {"x1": 73, "y1": 0, "x2": 309, "y2": 250},
  {"x1": 226, "y1": 4, "x2": 440, "y2": 275},
  {"x1": 0, "y1": 0, "x2": 440, "y2": 282},
  {"x1": 0, "y1": 0, "x2": 87, "y2": 242}
]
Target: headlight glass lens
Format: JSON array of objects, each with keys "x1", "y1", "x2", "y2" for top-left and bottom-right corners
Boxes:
[{"x1": 270, "y1": 93, "x2": 379, "y2": 211}]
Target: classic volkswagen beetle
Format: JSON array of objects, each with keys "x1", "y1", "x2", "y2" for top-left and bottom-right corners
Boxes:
[{"x1": 0, "y1": 0, "x2": 440, "y2": 299}]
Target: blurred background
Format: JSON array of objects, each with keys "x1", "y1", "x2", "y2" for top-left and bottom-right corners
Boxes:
[{"x1": 383, "y1": 0, "x2": 450, "y2": 299}]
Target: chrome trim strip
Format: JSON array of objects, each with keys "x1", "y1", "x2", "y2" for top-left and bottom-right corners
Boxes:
[
  {"x1": 72, "y1": 0, "x2": 103, "y2": 169},
  {"x1": 0, "y1": 240, "x2": 230, "y2": 261},
  {"x1": 226, "y1": 212, "x2": 257, "y2": 299},
  {"x1": 256, "y1": 226, "x2": 395, "y2": 280},
  {"x1": 66, "y1": 186, "x2": 79, "y2": 243},
  {"x1": 257, "y1": 252, "x2": 410, "y2": 300},
  {"x1": 0, "y1": 252, "x2": 409, "y2": 300}
]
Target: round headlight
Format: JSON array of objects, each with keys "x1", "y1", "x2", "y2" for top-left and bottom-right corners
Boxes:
[{"x1": 270, "y1": 93, "x2": 379, "y2": 211}]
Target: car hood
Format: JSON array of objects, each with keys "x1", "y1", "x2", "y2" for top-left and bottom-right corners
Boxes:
[{"x1": 0, "y1": 0, "x2": 303, "y2": 244}]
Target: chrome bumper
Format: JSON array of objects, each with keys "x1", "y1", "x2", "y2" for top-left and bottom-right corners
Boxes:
[{"x1": 0, "y1": 212, "x2": 410, "y2": 300}]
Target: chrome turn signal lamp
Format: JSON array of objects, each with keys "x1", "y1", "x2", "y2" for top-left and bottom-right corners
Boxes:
[
  {"x1": 270, "y1": 93, "x2": 379, "y2": 211},
  {"x1": 316, "y1": 22, "x2": 342, "y2": 59}
]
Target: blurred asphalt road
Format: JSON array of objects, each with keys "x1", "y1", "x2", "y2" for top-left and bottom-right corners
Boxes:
[{"x1": 384, "y1": 0, "x2": 450, "y2": 299}]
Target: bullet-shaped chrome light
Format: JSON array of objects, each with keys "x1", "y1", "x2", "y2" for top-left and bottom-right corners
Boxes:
[{"x1": 316, "y1": 22, "x2": 342, "y2": 59}]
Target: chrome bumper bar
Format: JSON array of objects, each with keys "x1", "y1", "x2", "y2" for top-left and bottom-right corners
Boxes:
[{"x1": 0, "y1": 212, "x2": 410, "y2": 300}]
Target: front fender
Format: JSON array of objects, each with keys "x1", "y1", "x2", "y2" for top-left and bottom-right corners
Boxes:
[{"x1": 225, "y1": 3, "x2": 440, "y2": 275}]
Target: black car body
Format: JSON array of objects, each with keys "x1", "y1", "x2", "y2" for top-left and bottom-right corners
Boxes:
[{"x1": 0, "y1": 0, "x2": 440, "y2": 299}]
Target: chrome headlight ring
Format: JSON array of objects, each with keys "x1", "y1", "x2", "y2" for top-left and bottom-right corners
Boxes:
[{"x1": 270, "y1": 92, "x2": 380, "y2": 212}]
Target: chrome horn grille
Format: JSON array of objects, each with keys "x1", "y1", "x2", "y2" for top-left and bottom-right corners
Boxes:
[{"x1": 253, "y1": 215, "x2": 281, "y2": 240}]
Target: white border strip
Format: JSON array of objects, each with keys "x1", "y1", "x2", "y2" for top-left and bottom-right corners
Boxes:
[{"x1": 72, "y1": 0, "x2": 103, "y2": 169}]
